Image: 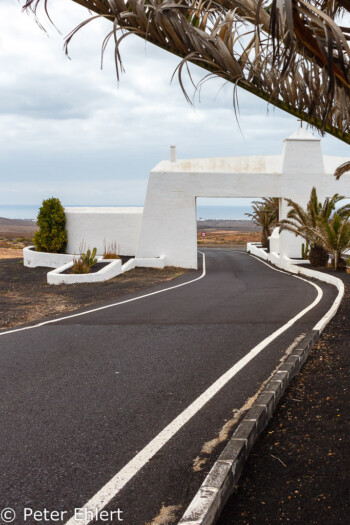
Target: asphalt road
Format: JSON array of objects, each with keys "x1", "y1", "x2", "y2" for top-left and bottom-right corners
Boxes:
[{"x1": 0, "y1": 249, "x2": 337, "y2": 525}]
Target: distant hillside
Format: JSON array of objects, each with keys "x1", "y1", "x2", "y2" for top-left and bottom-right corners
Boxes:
[
  {"x1": 0, "y1": 216, "x2": 259, "y2": 239},
  {"x1": 197, "y1": 219, "x2": 259, "y2": 232}
]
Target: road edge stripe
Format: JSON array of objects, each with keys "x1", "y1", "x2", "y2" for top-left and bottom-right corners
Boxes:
[
  {"x1": 0, "y1": 253, "x2": 206, "y2": 337},
  {"x1": 63, "y1": 254, "x2": 323, "y2": 525},
  {"x1": 178, "y1": 255, "x2": 344, "y2": 525}
]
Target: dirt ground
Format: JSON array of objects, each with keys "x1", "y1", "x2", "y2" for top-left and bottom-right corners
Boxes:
[
  {"x1": 0, "y1": 217, "x2": 36, "y2": 259},
  {"x1": 197, "y1": 229, "x2": 260, "y2": 246},
  {"x1": 0, "y1": 258, "x2": 189, "y2": 331},
  {"x1": 218, "y1": 272, "x2": 350, "y2": 525},
  {"x1": 0, "y1": 239, "x2": 28, "y2": 259}
]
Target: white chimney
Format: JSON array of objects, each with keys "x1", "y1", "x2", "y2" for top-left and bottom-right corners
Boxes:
[{"x1": 170, "y1": 145, "x2": 177, "y2": 163}]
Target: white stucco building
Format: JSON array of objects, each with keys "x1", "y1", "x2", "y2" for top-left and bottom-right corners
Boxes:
[{"x1": 65, "y1": 128, "x2": 350, "y2": 268}]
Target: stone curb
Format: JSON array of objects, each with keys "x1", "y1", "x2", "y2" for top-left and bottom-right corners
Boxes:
[
  {"x1": 178, "y1": 329, "x2": 319, "y2": 525},
  {"x1": 179, "y1": 250, "x2": 344, "y2": 525}
]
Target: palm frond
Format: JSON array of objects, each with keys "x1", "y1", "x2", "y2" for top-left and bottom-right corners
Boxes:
[
  {"x1": 334, "y1": 160, "x2": 350, "y2": 179},
  {"x1": 336, "y1": 202, "x2": 350, "y2": 216},
  {"x1": 22, "y1": 0, "x2": 350, "y2": 143}
]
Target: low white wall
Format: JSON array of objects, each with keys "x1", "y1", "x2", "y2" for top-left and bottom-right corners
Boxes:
[
  {"x1": 65, "y1": 207, "x2": 143, "y2": 256},
  {"x1": 269, "y1": 227, "x2": 280, "y2": 254},
  {"x1": 23, "y1": 246, "x2": 74, "y2": 268},
  {"x1": 121, "y1": 257, "x2": 166, "y2": 272},
  {"x1": 134, "y1": 257, "x2": 165, "y2": 269},
  {"x1": 47, "y1": 258, "x2": 122, "y2": 285},
  {"x1": 247, "y1": 242, "x2": 269, "y2": 260}
]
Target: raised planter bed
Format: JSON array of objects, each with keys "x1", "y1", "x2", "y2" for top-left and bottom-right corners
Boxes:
[
  {"x1": 47, "y1": 258, "x2": 122, "y2": 285},
  {"x1": 23, "y1": 246, "x2": 74, "y2": 269},
  {"x1": 60, "y1": 262, "x2": 110, "y2": 274}
]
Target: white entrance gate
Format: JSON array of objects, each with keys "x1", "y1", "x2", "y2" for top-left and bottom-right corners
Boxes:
[{"x1": 136, "y1": 129, "x2": 350, "y2": 268}]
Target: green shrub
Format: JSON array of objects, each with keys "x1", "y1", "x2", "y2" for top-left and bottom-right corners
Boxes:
[{"x1": 33, "y1": 197, "x2": 67, "y2": 253}]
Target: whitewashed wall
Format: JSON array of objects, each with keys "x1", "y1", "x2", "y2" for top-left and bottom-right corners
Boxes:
[{"x1": 65, "y1": 207, "x2": 143, "y2": 256}]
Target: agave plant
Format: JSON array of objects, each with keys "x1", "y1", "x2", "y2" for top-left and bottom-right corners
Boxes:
[
  {"x1": 22, "y1": 1, "x2": 350, "y2": 144},
  {"x1": 81, "y1": 247, "x2": 98, "y2": 267},
  {"x1": 246, "y1": 197, "x2": 279, "y2": 248},
  {"x1": 280, "y1": 187, "x2": 350, "y2": 267}
]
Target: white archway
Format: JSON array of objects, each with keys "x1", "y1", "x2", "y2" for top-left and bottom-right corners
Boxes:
[{"x1": 136, "y1": 129, "x2": 350, "y2": 268}]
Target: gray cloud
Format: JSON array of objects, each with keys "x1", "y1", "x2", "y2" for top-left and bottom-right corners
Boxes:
[{"x1": 0, "y1": 0, "x2": 349, "y2": 207}]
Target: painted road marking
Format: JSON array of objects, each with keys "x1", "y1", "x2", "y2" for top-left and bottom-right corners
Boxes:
[
  {"x1": 247, "y1": 252, "x2": 344, "y2": 333},
  {"x1": 64, "y1": 270, "x2": 323, "y2": 525},
  {"x1": 0, "y1": 253, "x2": 206, "y2": 337}
]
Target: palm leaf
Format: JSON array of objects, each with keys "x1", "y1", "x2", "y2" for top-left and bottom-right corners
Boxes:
[
  {"x1": 22, "y1": 1, "x2": 350, "y2": 143},
  {"x1": 334, "y1": 160, "x2": 350, "y2": 179}
]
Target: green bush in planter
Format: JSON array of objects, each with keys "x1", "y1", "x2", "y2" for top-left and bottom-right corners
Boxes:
[{"x1": 33, "y1": 197, "x2": 67, "y2": 253}]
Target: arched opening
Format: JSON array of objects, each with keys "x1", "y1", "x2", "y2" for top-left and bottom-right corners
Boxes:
[{"x1": 196, "y1": 197, "x2": 261, "y2": 250}]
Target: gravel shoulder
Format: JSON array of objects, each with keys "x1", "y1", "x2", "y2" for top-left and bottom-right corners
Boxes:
[{"x1": 218, "y1": 270, "x2": 350, "y2": 525}]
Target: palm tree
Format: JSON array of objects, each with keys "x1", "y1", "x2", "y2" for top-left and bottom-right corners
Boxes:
[
  {"x1": 245, "y1": 197, "x2": 279, "y2": 248},
  {"x1": 317, "y1": 213, "x2": 350, "y2": 270},
  {"x1": 280, "y1": 187, "x2": 350, "y2": 267},
  {"x1": 23, "y1": 1, "x2": 350, "y2": 144}
]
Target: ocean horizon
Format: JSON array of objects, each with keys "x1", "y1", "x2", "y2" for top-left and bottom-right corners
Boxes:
[{"x1": 0, "y1": 204, "x2": 253, "y2": 221}]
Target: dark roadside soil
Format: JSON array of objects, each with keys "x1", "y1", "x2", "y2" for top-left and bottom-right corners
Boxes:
[
  {"x1": 0, "y1": 258, "x2": 189, "y2": 331},
  {"x1": 218, "y1": 270, "x2": 350, "y2": 525}
]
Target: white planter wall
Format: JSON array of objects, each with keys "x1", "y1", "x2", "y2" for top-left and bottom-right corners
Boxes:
[
  {"x1": 23, "y1": 246, "x2": 74, "y2": 268},
  {"x1": 269, "y1": 227, "x2": 280, "y2": 254},
  {"x1": 47, "y1": 259, "x2": 122, "y2": 285}
]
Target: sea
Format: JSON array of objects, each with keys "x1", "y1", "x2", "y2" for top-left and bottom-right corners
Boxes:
[{"x1": 0, "y1": 204, "x2": 252, "y2": 221}]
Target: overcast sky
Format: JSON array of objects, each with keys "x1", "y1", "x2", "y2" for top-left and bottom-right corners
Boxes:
[{"x1": 0, "y1": 0, "x2": 349, "y2": 209}]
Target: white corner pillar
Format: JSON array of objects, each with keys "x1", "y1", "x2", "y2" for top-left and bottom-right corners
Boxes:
[
  {"x1": 279, "y1": 129, "x2": 324, "y2": 259},
  {"x1": 136, "y1": 173, "x2": 198, "y2": 268}
]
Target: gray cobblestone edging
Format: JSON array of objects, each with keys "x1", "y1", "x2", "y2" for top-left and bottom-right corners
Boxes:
[{"x1": 178, "y1": 329, "x2": 320, "y2": 525}]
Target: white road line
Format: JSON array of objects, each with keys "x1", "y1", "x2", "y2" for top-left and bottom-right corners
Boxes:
[
  {"x1": 0, "y1": 253, "x2": 206, "y2": 337},
  {"x1": 247, "y1": 251, "x2": 322, "y2": 288},
  {"x1": 64, "y1": 269, "x2": 323, "y2": 525},
  {"x1": 247, "y1": 251, "x2": 344, "y2": 333}
]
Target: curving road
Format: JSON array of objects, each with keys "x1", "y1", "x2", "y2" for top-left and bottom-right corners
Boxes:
[{"x1": 0, "y1": 249, "x2": 337, "y2": 525}]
